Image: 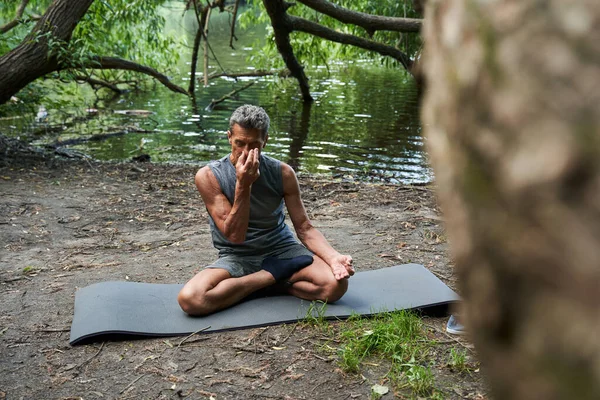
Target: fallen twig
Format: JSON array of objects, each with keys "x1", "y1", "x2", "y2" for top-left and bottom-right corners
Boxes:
[
  {"x1": 232, "y1": 344, "x2": 267, "y2": 354},
  {"x1": 177, "y1": 325, "x2": 211, "y2": 348},
  {"x1": 422, "y1": 322, "x2": 475, "y2": 353},
  {"x1": 35, "y1": 327, "x2": 70, "y2": 333},
  {"x1": 66, "y1": 342, "x2": 105, "y2": 371},
  {"x1": 312, "y1": 353, "x2": 333, "y2": 362},
  {"x1": 62, "y1": 261, "x2": 120, "y2": 271},
  {"x1": 279, "y1": 324, "x2": 297, "y2": 345},
  {"x1": 2, "y1": 277, "x2": 23, "y2": 283},
  {"x1": 120, "y1": 374, "x2": 148, "y2": 394}
]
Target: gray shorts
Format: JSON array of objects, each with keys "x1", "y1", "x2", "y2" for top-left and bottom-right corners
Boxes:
[{"x1": 206, "y1": 242, "x2": 314, "y2": 278}]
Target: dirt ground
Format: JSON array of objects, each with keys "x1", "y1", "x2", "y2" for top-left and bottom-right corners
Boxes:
[{"x1": 0, "y1": 142, "x2": 487, "y2": 399}]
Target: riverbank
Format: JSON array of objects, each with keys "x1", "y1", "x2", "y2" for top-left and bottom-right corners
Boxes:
[{"x1": 0, "y1": 145, "x2": 486, "y2": 399}]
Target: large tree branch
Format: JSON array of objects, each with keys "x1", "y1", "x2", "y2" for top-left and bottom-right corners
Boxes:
[
  {"x1": 262, "y1": 0, "x2": 312, "y2": 102},
  {"x1": 84, "y1": 57, "x2": 188, "y2": 95},
  {"x1": 0, "y1": 0, "x2": 31, "y2": 34},
  {"x1": 289, "y1": 15, "x2": 413, "y2": 71},
  {"x1": 295, "y1": 0, "x2": 422, "y2": 35}
]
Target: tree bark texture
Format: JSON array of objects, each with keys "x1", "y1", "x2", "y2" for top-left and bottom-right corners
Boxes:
[
  {"x1": 422, "y1": 1, "x2": 600, "y2": 399},
  {"x1": 0, "y1": 0, "x2": 95, "y2": 104}
]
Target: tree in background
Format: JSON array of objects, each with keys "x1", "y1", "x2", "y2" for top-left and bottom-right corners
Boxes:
[
  {"x1": 241, "y1": 0, "x2": 423, "y2": 101},
  {"x1": 0, "y1": 0, "x2": 424, "y2": 107},
  {"x1": 0, "y1": 0, "x2": 192, "y2": 105},
  {"x1": 422, "y1": 0, "x2": 600, "y2": 398}
]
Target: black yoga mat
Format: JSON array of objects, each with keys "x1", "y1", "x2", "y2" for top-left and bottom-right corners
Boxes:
[{"x1": 69, "y1": 264, "x2": 459, "y2": 345}]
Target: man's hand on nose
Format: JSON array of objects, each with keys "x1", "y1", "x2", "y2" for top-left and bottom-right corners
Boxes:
[{"x1": 236, "y1": 148, "x2": 260, "y2": 187}]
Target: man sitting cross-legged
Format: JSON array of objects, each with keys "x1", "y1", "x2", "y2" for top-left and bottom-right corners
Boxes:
[{"x1": 178, "y1": 104, "x2": 354, "y2": 316}]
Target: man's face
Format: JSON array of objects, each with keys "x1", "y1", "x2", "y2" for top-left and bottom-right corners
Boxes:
[{"x1": 228, "y1": 124, "x2": 268, "y2": 165}]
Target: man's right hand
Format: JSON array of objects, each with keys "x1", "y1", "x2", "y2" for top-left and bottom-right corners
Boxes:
[
  {"x1": 330, "y1": 254, "x2": 354, "y2": 280},
  {"x1": 236, "y1": 148, "x2": 260, "y2": 187}
]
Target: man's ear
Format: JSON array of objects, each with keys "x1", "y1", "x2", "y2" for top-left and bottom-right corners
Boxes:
[
  {"x1": 263, "y1": 134, "x2": 269, "y2": 148},
  {"x1": 227, "y1": 130, "x2": 232, "y2": 144}
]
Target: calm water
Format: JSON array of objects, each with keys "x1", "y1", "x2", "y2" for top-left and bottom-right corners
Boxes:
[{"x1": 1, "y1": 4, "x2": 429, "y2": 183}]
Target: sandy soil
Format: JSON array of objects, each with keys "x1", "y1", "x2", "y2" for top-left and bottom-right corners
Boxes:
[{"x1": 0, "y1": 142, "x2": 486, "y2": 399}]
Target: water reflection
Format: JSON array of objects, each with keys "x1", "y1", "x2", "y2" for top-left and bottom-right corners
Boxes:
[{"x1": 286, "y1": 102, "x2": 312, "y2": 171}]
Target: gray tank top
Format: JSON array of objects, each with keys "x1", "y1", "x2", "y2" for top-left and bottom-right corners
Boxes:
[{"x1": 207, "y1": 154, "x2": 296, "y2": 256}]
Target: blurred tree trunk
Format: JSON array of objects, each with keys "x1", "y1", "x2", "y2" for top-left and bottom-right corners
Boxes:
[{"x1": 422, "y1": 1, "x2": 600, "y2": 399}]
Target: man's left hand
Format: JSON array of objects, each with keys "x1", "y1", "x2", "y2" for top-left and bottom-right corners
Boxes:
[{"x1": 330, "y1": 254, "x2": 354, "y2": 280}]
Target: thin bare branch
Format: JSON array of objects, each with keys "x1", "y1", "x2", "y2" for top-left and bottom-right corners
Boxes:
[
  {"x1": 189, "y1": 4, "x2": 209, "y2": 94},
  {"x1": 207, "y1": 69, "x2": 291, "y2": 80},
  {"x1": 206, "y1": 81, "x2": 255, "y2": 111},
  {"x1": 229, "y1": 0, "x2": 240, "y2": 49},
  {"x1": 0, "y1": 0, "x2": 31, "y2": 34},
  {"x1": 203, "y1": 7, "x2": 211, "y2": 87},
  {"x1": 84, "y1": 56, "x2": 188, "y2": 95},
  {"x1": 75, "y1": 75, "x2": 122, "y2": 93}
]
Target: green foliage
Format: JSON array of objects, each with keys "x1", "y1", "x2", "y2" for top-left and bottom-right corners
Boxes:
[
  {"x1": 0, "y1": 1, "x2": 52, "y2": 55},
  {"x1": 338, "y1": 310, "x2": 425, "y2": 370},
  {"x1": 0, "y1": 0, "x2": 183, "y2": 106},
  {"x1": 401, "y1": 361, "x2": 436, "y2": 395},
  {"x1": 73, "y1": 0, "x2": 180, "y2": 71},
  {"x1": 337, "y1": 310, "x2": 444, "y2": 397},
  {"x1": 239, "y1": 0, "x2": 421, "y2": 71},
  {"x1": 302, "y1": 300, "x2": 329, "y2": 328},
  {"x1": 448, "y1": 347, "x2": 471, "y2": 374}
]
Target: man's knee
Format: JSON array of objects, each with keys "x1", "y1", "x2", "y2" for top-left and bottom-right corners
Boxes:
[
  {"x1": 178, "y1": 286, "x2": 211, "y2": 316},
  {"x1": 318, "y1": 276, "x2": 348, "y2": 303},
  {"x1": 178, "y1": 268, "x2": 231, "y2": 316}
]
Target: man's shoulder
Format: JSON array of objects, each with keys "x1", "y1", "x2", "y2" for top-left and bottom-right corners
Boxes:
[
  {"x1": 262, "y1": 154, "x2": 292, "y2": 169},
  {"x1": 197, "y1": 155, "x2": 227, "y2": 180},
  {"x1": 261, "y1": 154, "x2": 282, "y2": 166},
  {"x1": 195, "y1": 165, "x2": 214, "y2": 184},
  {"x1": 208, "y1": 154, "x2": 231, "y2": 168}
]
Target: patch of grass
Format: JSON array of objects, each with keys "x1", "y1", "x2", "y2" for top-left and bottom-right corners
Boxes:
[
  {"x1": 335, "y1": 310, "x2": 445, "y2": 398},
  {"x1": 339, "y1": 343, "x2": 362, "y2": 373},
  {"x1": 22, "y1": 265, "x2": 38, "y2": 274},
  {"x1": 338, "y1": 310, "x2": 426, "y2": 369},
  {"x1": 403, "y1": 362, "x2": 435, "y2": 395},
  {"x1": 301, "y1": 309, "x2": 450, "y2": 398},
  {"x1": 448, "y1": 347, "x2": 470, "y2": 373},
  {"x1": 301, "y1": 301, "x2": 329, "y2": 330}
]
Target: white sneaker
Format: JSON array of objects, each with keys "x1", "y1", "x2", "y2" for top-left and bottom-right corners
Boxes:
[{"x1": 446, "y1": 315, "x2": 466, "y2": 335}]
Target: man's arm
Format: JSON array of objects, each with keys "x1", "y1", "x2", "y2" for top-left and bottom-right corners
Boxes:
[
  {"x1": 282, "y1": 163, "x2": 354, "y2": 280},
  {"x1": 196, "y1": 149, "x2": 259, "y2": 243}
]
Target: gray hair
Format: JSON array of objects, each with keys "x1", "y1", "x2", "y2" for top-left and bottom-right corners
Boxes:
[{"x1": 229, "y1": 104, "x2": 270, "y2": 137}]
